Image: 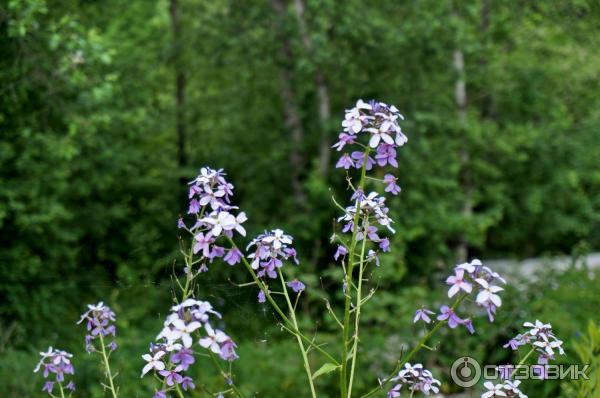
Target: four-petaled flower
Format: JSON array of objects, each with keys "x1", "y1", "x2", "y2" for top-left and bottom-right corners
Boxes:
[
  {"x1": 475, "y1": 279, "x2": 503, "y2": 307},
  {"x1": 482, "y1": 381, "x2": 507, "y2": 398},
  {"x1": 141, "y1": 351, "x2": 166, "y2": 377},
  {"x1": 446, "y1": 269, "x2": 473, "y2": 298},
  {"x1": 199, "y1": 323, "x2": 229, "y2": 354},
  {"x1": 413, "y1": 308, "x2": 435, "y2": 324}
]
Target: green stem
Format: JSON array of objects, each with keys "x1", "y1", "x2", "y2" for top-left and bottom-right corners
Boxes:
[
  {"x1": 208, "y1": 351, "x2": 245, "y2": 398},
  {"x1": 98, "y1": 334, "x2": 118, "y2": 398},
  {"x1": 182, "y1": 205, "x2": 207, "y2": 299},
  {"x1": 341, "y1": 150, "x2": 370, "y2": 398},
  {"x1": 360, "y1": 295, "x2": 467, "y2": 398},
  {"x1": 279, "y1": 270, "x2": 317, "y2": 398},
  {"x1": 226, "y1": 236, "x2": 339, "y2": 365},
  {"x1": 510, "y1": 347, "x2": 536, "y2": 379},
  {"x1": 58, "y1": 382, "x2": 66, "y2": 398},
  {"x1": 174, "y1": 384, "x2": 186, "y2": 398},
  {"x1": 347, "y1": 219, "x2": 369, "y2": 397}
]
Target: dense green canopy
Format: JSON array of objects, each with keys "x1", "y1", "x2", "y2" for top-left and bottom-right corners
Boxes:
[{"x1": 1, "y1": 0, "x2": 599, "y2": 396}]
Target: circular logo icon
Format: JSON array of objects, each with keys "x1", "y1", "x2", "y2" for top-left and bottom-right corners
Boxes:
[{"x1": 451, "y1": 356, "x2": 481, "y2": 387}]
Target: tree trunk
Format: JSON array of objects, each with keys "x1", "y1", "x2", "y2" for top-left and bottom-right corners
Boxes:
[
  {"x1": 293, "y1": 0, "x2": 332, "y2": 177},
  {"x1": 271, "y1": 0, "x2": 307, "y2": 206},
  {"x1": 454, "y1": 46, "x2": 472, "y2": 263},
  {"x1": 170, "y1": 0, "x2": 186, "y2": 176}
]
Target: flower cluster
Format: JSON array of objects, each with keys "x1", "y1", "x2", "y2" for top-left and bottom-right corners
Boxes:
[
  {"x1": 34, "y1": 347, "x2": 76, "y2": 395},
  {"x1": 178, "y1": 167, "x2": 247, "y2": 273},
  {"x1": 503, "y1": 320, "x2": 565, "y2": 379},
  {"x1": 339, "y1": 191, "x2": 395, "y2": 234},
  {"x1": 482, "y1": 380, "x2": 527, "y2": 398},
  {"x1": 387, "y1": 363, "x2": 441, "y2": 397},
  {"x1": 142, "y1": 298, "x2": 238, "y2": 395},
  {"x1": 77, "y1": 301, "x2": 117, "y2": 353},
  {"x1": 246, "y1": 229, "x2": 302, "y2": 302},
  {"x1": 448, "y1": 259, "x2": 506, "y2": 322},
  {"x1": 412, "y1": 259, "x2": 506, "y2": 335},
  {"x1": 334, "y1": 99, "x2": 407, "y2": 172}
]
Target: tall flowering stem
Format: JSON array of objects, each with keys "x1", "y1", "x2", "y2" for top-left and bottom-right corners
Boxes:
[
  {"x1": 34, "y1": 347, "x2": 76, "y2": 397},
  {"x1": 227, "y1": 235, "x2": 339, "y2": 365},
  {"x1": 98, "y1": 334, "x2": 118, "y2": 398},
  {"x1": 77, "y1": 302, "x2": 119, "y2": 398},
  {"x1": 340, "y1": 150, "x2": 370, "y2": 398},
  {"x1": 333, "y1": 99, "x2": 406, "y2": 398},
  {"x1": 347, "y1": 216, "x2": 370, "y2": 395},
  {"x1": 278, "y1": 269, "x2": 317, "y2": 398},
  {"x1": 139, "y1": 168, "x2": 245, "y2": 398}
]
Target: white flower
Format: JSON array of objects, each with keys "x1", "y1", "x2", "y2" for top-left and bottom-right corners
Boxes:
[
  {"x1": 367, "y1": 127, "x2": 395, "y2": 148},
  {"x1": 534, "y1": 339, "x2": 564, "y2": 356},
  {"x1": 482, "y1": 381, "x2": 507, "y2": 398},
  {"x1": 202, "y1": 211, "x2": 237, "y2": 236},
  {"x1": 503, "y1": 380, "x2": 528, "y2": 398},
  {"x1": 34, "y1": 347, "x2": 55, "y2": 372},
  {"x1": 171, "y1": 319, "x2": 202, "y2": 348},
  {"x1": 523, "y1": 320, "x2": 551, "y2": 336},
  {"x1": 233, "y1": 212, "x2": 247, "y2": 236},
  {"x1": 395, "y1": 130, "x2": 408, "y2": 146},
  {"x1": 141, "y1": 351, "x2": 165, "y2": 377},
  {"x1": 262, "y1": 229, "x2": 292, "y2": 250},
  {"x1": 199, "y1": 323, "x2": 229, "y2": 354},
  {"x1": 457, "y1": 258, "x2": 481, "y2": 274},
  {"x1": 446, "y1": 269, "x2": 473, "y2": 298},
  {"x1": 476, "y1": 279, "x2": 503, "y2": 307}
]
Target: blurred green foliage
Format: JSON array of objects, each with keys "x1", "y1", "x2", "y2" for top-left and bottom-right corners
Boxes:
[{"x1": 1, "y1": 0, "x2": 600, "y2": 396}]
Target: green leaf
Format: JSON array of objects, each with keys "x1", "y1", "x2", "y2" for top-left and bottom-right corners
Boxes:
[{"x1": 312, "y1": 363, "x2": 341, "y2": 380}]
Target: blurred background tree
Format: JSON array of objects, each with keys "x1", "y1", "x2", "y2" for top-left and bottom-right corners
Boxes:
[{"x1": 1, "y1": 0, "x2": 599, "y2": 396}]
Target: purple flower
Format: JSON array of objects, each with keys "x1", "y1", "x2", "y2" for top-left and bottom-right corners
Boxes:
[
  {"x1": 383, "y1": 174, "x2": 401, "y2": 195},
  {"x1": 153, "y1": 390, "x2": 167, "y2": 398},
  {"x1": 220, "y1": 339, "x2": 239, "y2": 361},
  {"x1": 357, "y1": 225, "x2": 380, "y2": 242},
  {"x1": 77, "y1": 302, "x2": 118, "y2": 351},
  {"x1": 336, "y1": 153, "x2": 355, "y2": 169},
  {"x1": 188, "y1": 199, "x2": 200, "y2": 214},
  {"x1": 387, "y1": 384, "x2": 401, "y2": 398},
  {"x1": 209, "y1": 245, "x2": 226, "y2": 261},
  {"x1": 181, "y1": 376, "x2": 195, "y2": 391},
  {"x1": 258, "y1": 290, "x2": 266, "y2": 303},
  {"x1": 376, "y1": 144, "x2": 398, "y2": 167},
  {"x1": 351, "y1": 151, "x2": 374, "y2": 170},
  {"x1": 34, "y1": 348, "x2": 75, "y2": 392},
  {"x1": 193, "y1": 232, "x2": 213, "y2": 257},
  {"x1": 503, "y1": 337, "x2": 523, "y2": 350},
  {"x1": 332, "y1": 133, "x2": 355, "y2": 151},
  {"x1": 159, "y1": 366, "x2": 184, "y2": 386},
  {"x1": 379, "y1": 238, "x2": 390, "y2": 252},
  {"x1": 334, "y1": 245, "x2": 348, "y2": 261},
  {"x1": 224, "y1": 248, "x2": 242, "y2": 265},
  {"x1": 461, "y1": 318, "x2": 475, "y2": 334},
  {"x1": 226, "y1": 246, "x2": 245, "y2": 263},
  {"x1": 389, "y1": 363, "x2": 440, "y2": 396},
  {"x1": 66, "y1": 381, "x2": 76, "y2": 391},
  {"x1": 437, "y1": 306, "x2": 463, "y2": 329},
  {"x1": 413, "y1": 308, "x2": 435, "y2": 324},
  {"x1": 171, "y1": 348, "x2": 195, "y2": 370},
  {"x1": 286, "y1": 279, "x2": 306, "y2": 293},
  {"x1": 42, "y1": 381, "x2": 54, "y2": 393},
  {"x1": 177, "y1": 218, "x2": 185, "y2": 229}
]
